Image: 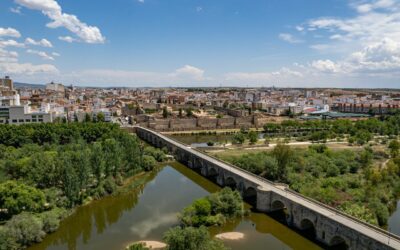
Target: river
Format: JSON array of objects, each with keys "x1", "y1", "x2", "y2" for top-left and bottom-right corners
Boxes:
[{"x1": 29, "y1": 162, "x2": 320, "y2": 250}]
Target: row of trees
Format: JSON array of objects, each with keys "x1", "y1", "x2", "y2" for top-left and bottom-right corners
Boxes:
[
  {"x1": 232, "y1": 130, "x2": 258, "y2": 145},
  {"x1": 264, "y1": 113, "x2": 400, "y2": 140},
  {"x1": 0, "y1": 123, "x2": 166, "y2": 249},
  {"x1": 0, "y1": 122, "x2": 124, "y2": 147}
]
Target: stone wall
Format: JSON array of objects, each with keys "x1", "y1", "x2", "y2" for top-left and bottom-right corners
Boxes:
[{"x1": 138, "y1": 114, "x2": 271, "y2": 131}]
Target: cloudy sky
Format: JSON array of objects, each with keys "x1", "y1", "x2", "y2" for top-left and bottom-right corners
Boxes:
[{"x1": 0, "y1": 0, "x2": 399, "y2": 88}]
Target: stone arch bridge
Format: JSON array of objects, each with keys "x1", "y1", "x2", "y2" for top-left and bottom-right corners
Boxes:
[{"x1": 134, "y1": 126, "x2": 400, "y2": 250}]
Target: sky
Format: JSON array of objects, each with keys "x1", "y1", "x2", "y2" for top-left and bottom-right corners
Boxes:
[{"x1": 0, "y1": 0, "x2": 400, "y2": 88}]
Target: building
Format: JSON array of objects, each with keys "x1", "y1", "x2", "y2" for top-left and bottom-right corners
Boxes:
[
  {"x1": 0, "y1": 106, "x2": 52, "y2": 124},
  {"x1": 0, "y1": 76, "x2": 52, "y2": 124},
  {"x1": 46, "y1": 82, "x2": 65, "y2": 93},
  {"x1": 0, "y1": 76, "x2": 20, "y2": 106},
  {"x1": 0, "y1": 76, "x2": 13, "y2": 90}
]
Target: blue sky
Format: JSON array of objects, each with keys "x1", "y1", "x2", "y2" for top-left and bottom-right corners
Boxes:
[{"x1": 0, "y1": 0, "x2": 399, "y2": 88}]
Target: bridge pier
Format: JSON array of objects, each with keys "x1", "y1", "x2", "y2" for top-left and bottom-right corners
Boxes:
[{"x1": 255, "y1": 186, "x2": 271, "y2": 212}]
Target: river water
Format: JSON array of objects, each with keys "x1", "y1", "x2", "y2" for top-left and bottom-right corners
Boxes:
[{"x1": 29, "y1": 162, "x2": 320, "y2": 250}]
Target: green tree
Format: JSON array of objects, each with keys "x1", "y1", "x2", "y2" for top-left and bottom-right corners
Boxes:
[
  {"x1": 388, "y1": 140, "x2": 400, "y2": 158},
  {"x1": 96, "y1": 112, "x2": 105, "y2": 122},
  {"x1": 359, "y1": 147, "x2": 373, "y2": 168},
  {"x1": 91, "y1": 142, "x2": 105, "y2": 184},
  {"x1": 208, "y1": 188, "x2": 244, "y2": 218},
  {"x1": 61, "y1": 162, "x2": 80, "y2": 207},
  {"x1": 263, "y1": 156, "x2": 279, "y2": 180},
  {"x1": 248, "y1": 131, "x2": 258, "y2": 144},
  {"x1": 232, "y1": 133, "x2": 246, "y2": 144},
  {"x1": 186, "y1": 108, "x2": 193, "y2": 117},
  {"x1": 142, "y1": 155, "x2": 157, "y2": 171},
  {"x1": 272, "y1": 144, "x2": 293, "y2": 181},
  {"x1": 84, "y1": 113, "x2": 92, "y2": 122},
  {"x1": 0, "y1": 181, "x2": 46, "y2": 219},
  {"x1": 163, "y1": 226, "x2": 226, "y2": 250},
  {"x1": 102, "y1": 139, "x2": 123, "y2": 177},
  {"x1": 162, "y1": 107, "x2": 169, "y2": 118}
]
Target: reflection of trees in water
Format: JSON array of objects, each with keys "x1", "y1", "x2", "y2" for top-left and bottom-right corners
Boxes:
[{"x1": 29, "y1": 170, "x2": 159, "y2": 250}]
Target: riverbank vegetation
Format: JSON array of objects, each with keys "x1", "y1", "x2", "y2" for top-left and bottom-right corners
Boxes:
[
  {"x1": 0, "y1": 123, "x2": 166, "y2": 250},
  {"x1": 217, "y1": 142, "x2": 400, "y2": 228},
  {"x1": 179, "y1": 187, "x2": 245, "y2": 227}
]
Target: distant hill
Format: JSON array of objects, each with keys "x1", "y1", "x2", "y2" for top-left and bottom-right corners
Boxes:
[{"x1": 14, "y1": 82, "x2": 45, "y2": 89}]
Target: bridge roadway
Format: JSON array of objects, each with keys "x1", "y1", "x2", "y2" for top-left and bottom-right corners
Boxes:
[{"x1": 134, "y1": 126, "x2": 400, "y2": 250}]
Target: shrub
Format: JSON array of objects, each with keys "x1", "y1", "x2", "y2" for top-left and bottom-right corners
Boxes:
[
  {"x1": 38, "y1": 208, "x2": 68, "y2": 233},
  {"x1": 126, "y1": 243, "x2": 150, "y2": 250},
  {"x1": 142, "y1": 155, "x2": 157, "y2": 171},
  {"x1": 163, "y1": 226, "x2": 226, "y2": 250},
  {"x1": 4, "y1": 212, "x2": 45, "y2": 248}
]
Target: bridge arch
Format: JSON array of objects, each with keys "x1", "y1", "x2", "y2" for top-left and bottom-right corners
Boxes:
[
  {"x1": 243, "y1": 186, "x2": 257, "y2": 207},
  {"x1": 208, "y1": 167, "x2": 218, "y2": 177},
  {"x1": 329, "y1": 235, "x2": 349, "y2": 250},
  {"x1": 224, "y1": 176, "x2": 237, "y2": 190},
  {"x1": 271, "y1": 199, "x2": 286, "y2": 211},
  {"x1": 300, "y1": 218, "x2": 316, "y2": 239}
]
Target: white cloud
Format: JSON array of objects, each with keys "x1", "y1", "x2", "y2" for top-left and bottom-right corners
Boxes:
[
  {"x1": 170, "y1": 65, "x2": 206, "y2": 81},
  {"x1": 311, "y1": 38, "x2": 400, "y2": 75},
  {"x1": 56, "y1": 65, "x2": 208, "y2": 86},
  {"x1": 278, "y1": 33, "x2": 303, "y2": 44},
  {"x1": 298, "y1": 0, "x2": 400, "y2": 79},
  {"x1": 0, "y1": 62, "x2": 58, "y2": 75},
  {"x1": 225, "y1": 68, "x2": 303, "y2": 83},
  {"x1": 311, "y1": 60, "x2": 341, "y2": 73},
  {"x1": 25, "y1": 38, "x2": 53, "y2": 48},
  {"x1": 138, "y1": 0, "x2": 144, "y2": 3},
  {"x1": 58, "y1": 36, "x2": 77, "y2": 43},
  {"x1": 310, "y1": 44, "x2": 334, "y2": 51},
  {"x1": 10, "y1": 6, "x2": 22, "y2": 14},
  {"x1": 0, "y1": 48, "x2": 19, "y2": 63},
  {"x1": 51, "y1": 52, "x2": 60, "y2": 57},
  {"x1": 0, "y1": 27, "x2": 21, "y2": 38},
  {"x1": 354, "y1": 0, "x2": 396, "y2": 13},
  {"x1": 0, "y1": 40, "x2": 25, "y2": 48},
  {"x1": 26, "y1": 49, "x2": 55, "y2": 60},
  {"x1": 15, "y1": 0, "x2": 105, "y2": 44},
  {"x1": 307, "y1": 1, "x2": 400, "y2": 45}
]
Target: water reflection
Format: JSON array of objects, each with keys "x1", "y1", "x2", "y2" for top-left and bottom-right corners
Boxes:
[
  {"x1": 389, "y1": 201, "x2": 400, "y2": 236},
  {"x1": 29, "y1": 162, "x2": 320, "y2": 250}
]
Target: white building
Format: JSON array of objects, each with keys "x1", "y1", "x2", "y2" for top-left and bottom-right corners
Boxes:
[
  {"x1": 0, "y1": 105, "x2": 52, "y2": 124},
  {"x1": 0, "y1": 94, "x2": 20, "y2": 106}
]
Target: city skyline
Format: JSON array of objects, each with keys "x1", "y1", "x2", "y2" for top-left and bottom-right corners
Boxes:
[{"x1": 1, "y1": 0, "x2": 400, "y2": 88}]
